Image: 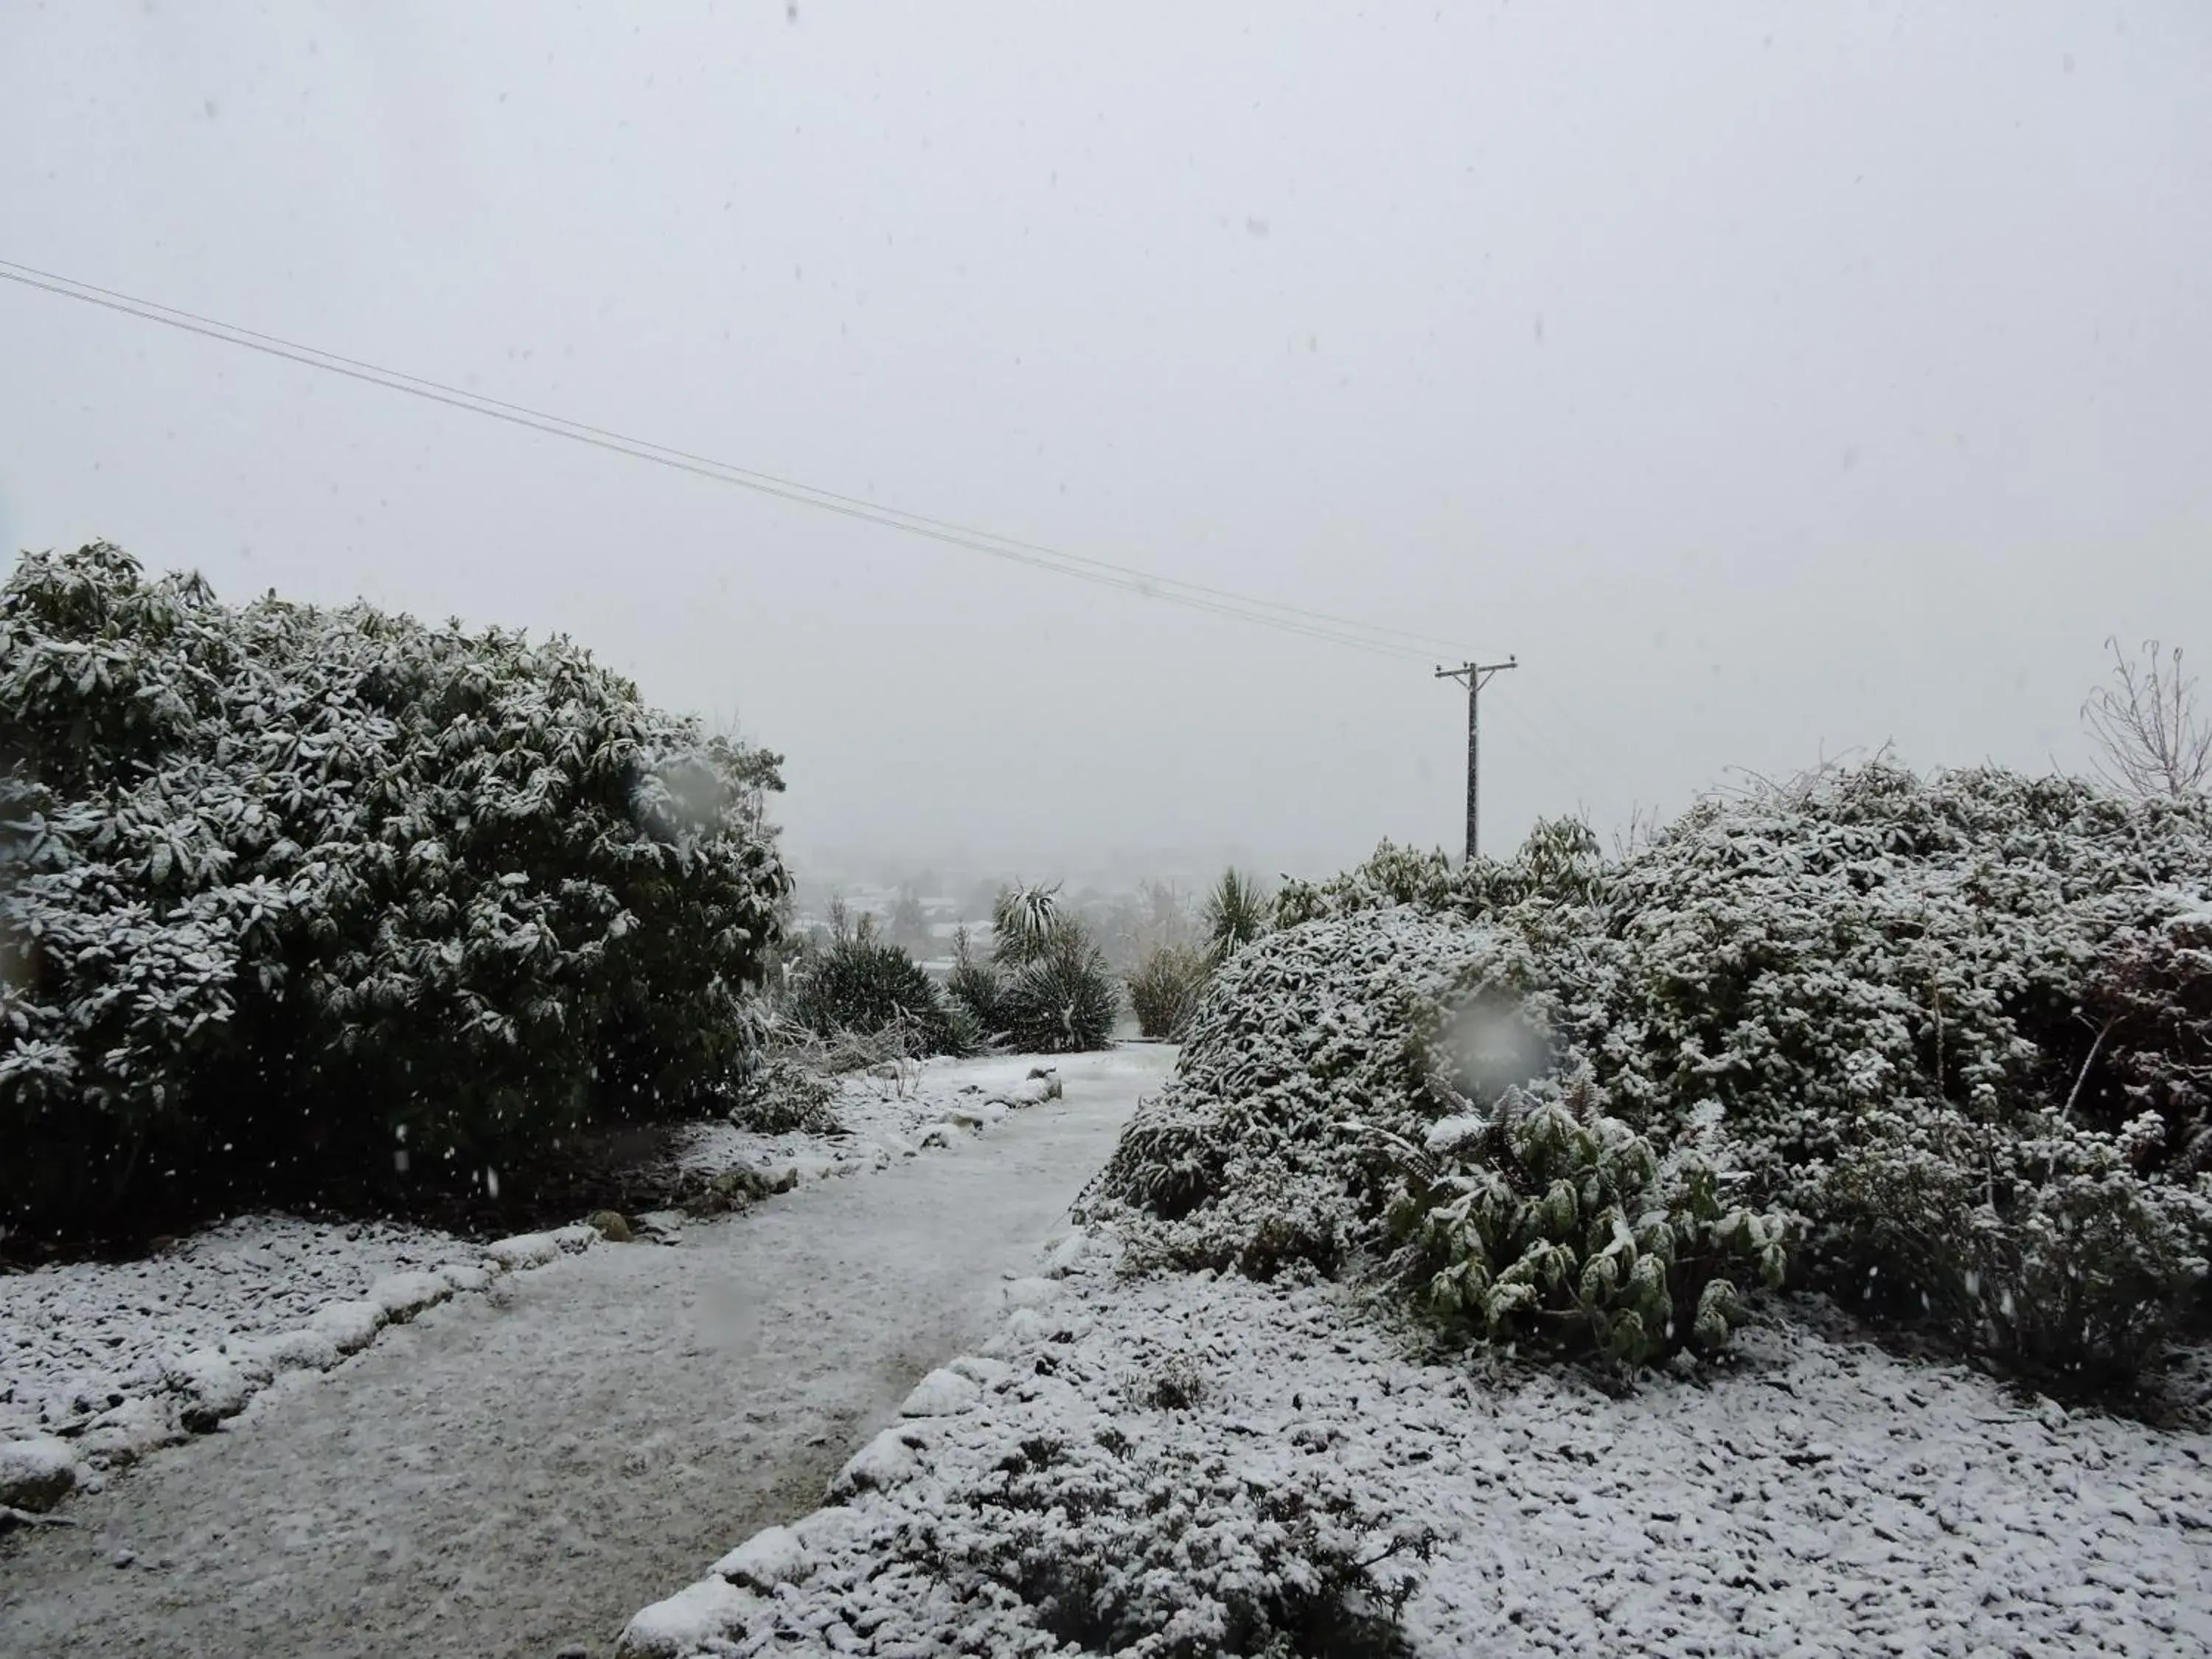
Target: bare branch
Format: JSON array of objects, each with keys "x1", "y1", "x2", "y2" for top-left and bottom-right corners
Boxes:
[{"x1": 2082, "y1": 638, "x2": 2212, "y2": 799}]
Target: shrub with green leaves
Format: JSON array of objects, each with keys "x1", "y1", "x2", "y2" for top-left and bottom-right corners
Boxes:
[
  {"x1": 1125, "y1": 942, "x2": 1208, "y2": 1040},
  {"x1": 1084, "y1": 911, "x2": 1543, "y2": 1280},
  {"x1": 911, "y1": 1430, "x2": 1434, "y2": 1658},
  {"x1": 997, "y1": 925, "x2": 1121, "y2": 1053},
  {"x1": 786, "y1": 919, "x2": 963, "y2": 1056},
  {"x1": 728, "y1": 1052, "x2": 842, "y2": 1134},
  {"x1": 1201, "y1": 866, "x2": 1273, "y2": 965},
  {"x1": 990, "y1": 882, "x2": 1064, "y2": 966},
  {"x1": 0, "y1": 543, "x2": 790, "y2": 1232},
  {"x1": 1119, "y1": 765, "x2": 2212, "y2": 1388},
  {"x1": 943, "y1": 925, "x2": 1005, "y2": 1037},
  {"x1": 945, "y1": 894, "x2": 1120, "y2": 1054},
  {"x1": 1380, "y1": 1074, "x2": 1788, "y2": 1370}
]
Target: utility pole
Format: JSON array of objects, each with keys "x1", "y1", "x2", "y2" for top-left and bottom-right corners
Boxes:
[{"x1": 1434, "y1": 657, "x2": 1517, "y2": 863}]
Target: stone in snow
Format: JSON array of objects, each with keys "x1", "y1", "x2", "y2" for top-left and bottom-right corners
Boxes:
[
  {"x1": 828, "y1": 1427, "x2": 928, "y2": 1500},
  {"x1": 306, "y1": 1298, "x2": 387, "y2": 1357},
  {"x1": 1043, "y1": 1230, "x2": 1089, "y2": 1278},
  {"x1": 367, "y1": 1270, "x2": 453, "y2": 1321},
  {"x1": 166, "y1": 1349, "x2": 252, "y2": 1433},
  {"x1": 900, "y1": 1367, "x2": 981, "y2": 1417},
  {"x1": 947, "y1": 1354, "x2": 1012, "y2": 1388},
  {"x1": 0, "y1": 1436, "x2": 80, "y2": 1512},
  {"x1": 615, "y1": 1574, "x2": 763, "y2": 1659},
  {"x1": 712, "y1": 1523, "x2": 811, "y2": 1590}
]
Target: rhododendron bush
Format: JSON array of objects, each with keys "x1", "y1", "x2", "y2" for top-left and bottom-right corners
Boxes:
[
  {"x1": 0, "y1": 543, "x2": 789, "y2": 1232},
  {"x1": 1093, "y1": 766, "x2": 2212, "y2": 1386}
]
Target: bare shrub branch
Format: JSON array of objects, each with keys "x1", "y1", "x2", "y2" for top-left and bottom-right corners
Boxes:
[{"x1": 2084, "y1": 638, "x2": 2212, "y2": 799}]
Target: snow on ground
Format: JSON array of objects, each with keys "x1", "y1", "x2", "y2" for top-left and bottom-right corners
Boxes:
[
  {"x1": 0, "y1": 1057, "x2": 1141, "y2": 1531},
  {"x1": 675, "y1": 1051, "x2": 1111, "y2": 1190},
  {"x1": 625, "y1": 1232, "x2": 2212, "y2": 1658},
  {"x1": 0, "y1": 1048, "x2": 1142, "y2": 1518},
  {"x1": 1, "y1": 1217, "x2": 493, "y2": 1446},
  {"x1": 0, "y1": 1048, "x2": 1174, "y2": 1659},
  {"x1": 0, "y1": 1220, "x2": 599, "y2": 1512}
]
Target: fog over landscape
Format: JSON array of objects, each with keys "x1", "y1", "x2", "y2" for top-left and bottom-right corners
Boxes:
[
  {"x1": 10, "y1": 11, "x2": 2212, "y2": 1659},
  {"x1": 4, "y1": 2, "x2": 2208, "y2": 883}
]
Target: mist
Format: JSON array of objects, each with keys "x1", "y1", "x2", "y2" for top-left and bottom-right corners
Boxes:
[{"x1": 3, "y1": 2, "x2": 2206, "y2": 886}]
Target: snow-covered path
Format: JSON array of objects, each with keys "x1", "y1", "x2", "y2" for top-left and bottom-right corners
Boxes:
[{"x1": 0, "y1": 1048, "x2": 1175, "y2": 1659}]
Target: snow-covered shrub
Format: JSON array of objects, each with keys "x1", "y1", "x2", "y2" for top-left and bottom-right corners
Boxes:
[
  {"x1": 2079, "y1": 903, "x2": 2212, "y2": 1177},
  {"x1": 1821, "y1": 1123, "x2": 2211, "y2": 1386},
  {"x1": 1582, "y1": 767, "x2": 2212, "y2": 1382},
  {"x1": 728, "y1": 1054, "x2": 841, "y2": 1135},
  {"x1": 1274, "y1": 817, "x2": 1611, "y2": 933},
  {"x1": 943, "y1": 926, "x2": 1005, "y2": 1040},
  {"x1": 1084, "y1": 911, "x2": 1547, "y2": 1279},
  {"x1": 995, "y1": 924, "x2": 1121, "y2": 1054},
  {"x1": 1380, "y1": 1073, "x2": 1787, "y2": 1369},
  {"x1": 990, "y1": 882, "x2": 1065, "y2": 967},
  {"x1": 786, "y1": 922, "x2": 963, "y2": 1056},
  {"x1": 1244, "y1": 768, "x2": 2212, "y2": 1382},
  {"x1": 1098, "y1": 767, "x2": 2212, "y2": 1385},
  {"x1": 1087, "y1": 911, "x2": 1784, "y2": 1366},
  {"x1": 904, "y1": 1429, "x2": 1436, "y2": 1658},
  {"x1": 0, "y1": 543, "x2": 790, "y2": 1231},
  {"x1": 945, "y1": 908, "x2": 1119, "y2": 1054},
  {"x1": 1125, "y1": 942, "x2": 1208, "y2": 1040}
]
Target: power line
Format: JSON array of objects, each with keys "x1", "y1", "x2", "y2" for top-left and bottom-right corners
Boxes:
[{"x1": 0, "y1": 257, "x2": 1478, "y2": 664}]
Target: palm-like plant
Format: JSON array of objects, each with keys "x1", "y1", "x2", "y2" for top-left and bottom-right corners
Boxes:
[
  {"x1": 992, "y1": 881, "x2": 1064, "y2": 966},
  {"x1": 1202, "y1": 868, "x2": 1273, "y2": 966},
  {"x1": 999, "y1": 926, "x2": 1121, "y2": 1053}
]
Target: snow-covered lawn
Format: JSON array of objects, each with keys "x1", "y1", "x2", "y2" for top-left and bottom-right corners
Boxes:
[
  {"x1": 0, "y1": 1049, "x2": 1158, "y2": 1520},
  {"x1": 624, "y1": 1231, "x2": 2212, "y2": 1658}
]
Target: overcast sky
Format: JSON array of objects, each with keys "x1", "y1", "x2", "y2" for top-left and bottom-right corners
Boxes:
[{"x1": 3, "y1": 3, "x2": 2207, "y2": 886}]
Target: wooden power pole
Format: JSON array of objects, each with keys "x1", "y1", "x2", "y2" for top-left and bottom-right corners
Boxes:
[{"x1": 1435, "y1": 657, "x2": 1516, "y2": 862}]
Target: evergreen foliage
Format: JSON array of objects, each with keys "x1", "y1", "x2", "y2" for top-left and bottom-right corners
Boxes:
[
  {"x1": 0, "y1": 543, "x2": 790, "y2": 1231},
  {"x1": 944, "y1": 894, "x2": 1120, "y2": 1054},
  {"x1": 1125, "y1": 943, "x2": 1209, "y2": 1041},
  {"x1": 1200, "y1": 867, "x2": 1273, "y2": 965},
  {"x1": 785, "y1": 916, "x2": 964, "y2": 1057},
  {"x1": 1380, "y1": 1073, "x2": 1787, "y2": 1371},
  {"x1": 996, "y1": 925, "x2": 1121, "y2": 1053},
  {"x1": 1106, "y1": 764, "x2": 2212, "y2": 1387}
]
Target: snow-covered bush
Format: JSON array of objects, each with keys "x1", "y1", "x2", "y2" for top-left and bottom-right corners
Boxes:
[
  {"x1": 0, "y1": 543, "x2": 790, "y2": 1231},
  {"x1": 1380, "y1": 1073, "x2": 1787, "y2": 1370},
  {"x1": 1821, "y1": 1123, "x2": 2208, "y2": 1385},
  {"x1": 990, "y1": 882, "x2": 1065, "y2": 966},
  {"x1": 1169, "y1": 765, "x2": 2212, "y2": 1387},
  {"x1": 1586, "y1": 767, "x2": 2212, "y2": 1384},
  {"x1": 1125, "y1": 942, "x2": 1208, "y2": 1040},
  {"x1": 944, "y1": 926, "x2": 1005, "y2": 1038},
  {"x1": 995, "y1": 925, "x2": 1121, "y2": 1054},
  {"x1": 785, "y1": 921, "x2": 964, "y2": 1057},
  {"x1": 2079, "y1": 904, "x2": 2212, "y2": 1175},
  {"x1": 1085, "y1": 911, "x2": 1785, "y2": 1368},
  {"x1": 1084, "y1": 911, "x2": 1552, "y2": 1279},
  {"x1": 727, "y1": 1054, "x2": 842, "y2": 1135},
  {"x1": 903, "y1": 1428, "x2": 1436, "y2": 1658},
  {"x1": 945, "y1": 906, "x2": 1120, "y2": 1054}
]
